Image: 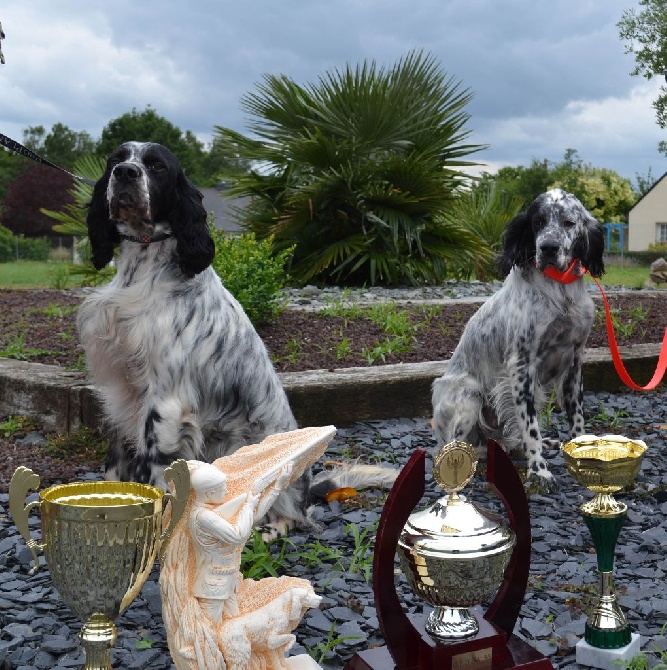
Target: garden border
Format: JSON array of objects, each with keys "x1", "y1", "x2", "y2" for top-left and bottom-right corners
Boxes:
[{"x1": 0, "y1": 342, "x2": 663, "y2": 434}]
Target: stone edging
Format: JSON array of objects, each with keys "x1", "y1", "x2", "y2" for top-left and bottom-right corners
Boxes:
[{"x1": 0, "y1": 343, "x2": 664, "y2": 434}]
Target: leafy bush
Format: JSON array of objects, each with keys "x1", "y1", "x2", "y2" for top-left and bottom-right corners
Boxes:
[
  {"x1": 624, "y1": 249, "x2": 667, "y2": 265},
  {"x1": 0, "y1": 226, "x2": 14, "y2": 262},
  {"x1": 210, "y1": 230, "x2": 294, "y2": 325},
  {"x1": 0, "y1": 226, "x2": 51, "y2": 262}
]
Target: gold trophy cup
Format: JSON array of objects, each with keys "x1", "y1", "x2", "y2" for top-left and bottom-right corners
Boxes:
[
  {"x1": 561, "y1": 434, "x2": 646, "y2": 651},
  {"x1": 9, "y1": 461, "x2": 190, "y2": 670}
]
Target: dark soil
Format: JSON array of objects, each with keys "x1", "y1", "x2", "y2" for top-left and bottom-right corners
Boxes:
[
  {"x1": 1, "y1": 288, "x2": 666, "y2": 373},
  {"x1": 0, "y1": 287, "x2": 665, "y2": 493}
]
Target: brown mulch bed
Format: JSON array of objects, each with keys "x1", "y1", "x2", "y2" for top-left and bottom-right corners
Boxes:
[{"x1": 1, "y1": 288, "x2": 666, "y2": 373}]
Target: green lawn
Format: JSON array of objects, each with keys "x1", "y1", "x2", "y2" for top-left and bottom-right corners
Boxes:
[
  {"x1": 0, "y1": 260, "x2": 662, "y2": 290},
  {"x1": 0, "y1": 261, "x2": 77, "y2": 289}
]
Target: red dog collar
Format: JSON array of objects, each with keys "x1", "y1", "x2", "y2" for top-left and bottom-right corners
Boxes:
[{"x1": 539, "y1": 259, "x2": 586, "y2": 284}]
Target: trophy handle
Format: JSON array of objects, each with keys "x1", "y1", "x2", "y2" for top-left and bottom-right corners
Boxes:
[
  {"x1": 8, "y1": 466, "x2": 44, "y2": 574},
  {"x1": 159, "y1": 459, "x2": 191, "y2": 561},
  {"x1": 484, "y1": 439, "x2": 531, "y2": 637}
]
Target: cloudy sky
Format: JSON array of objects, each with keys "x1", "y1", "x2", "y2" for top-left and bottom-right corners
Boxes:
[{"x1": 1, "y1": 1, "x2": 665, "y2": 184}]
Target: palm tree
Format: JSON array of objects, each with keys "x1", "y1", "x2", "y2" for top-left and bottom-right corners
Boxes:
[
  {"x1": 42, "y1": 154, "x2": 112, "y2": 284},
  {"x1": 215, "y1": 50, "x2": 486, "y2": 286},
  {"x1": 442, "y1": 182, "x2": 524, "y2": 280}
]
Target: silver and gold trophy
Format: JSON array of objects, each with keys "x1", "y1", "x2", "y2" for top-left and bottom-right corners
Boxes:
[
  {"x1": 345, "y1": 439, "x2": 554, "y2": 670},
  {"x1": 397, "y1": 441, "x2": 516, "y2": 640},
  {"x1": 561, "y1": 434, "x2": 646, "y2": 656},
  {"x1": 9, "y1": 462, "x2": 190, "y2": 670}
]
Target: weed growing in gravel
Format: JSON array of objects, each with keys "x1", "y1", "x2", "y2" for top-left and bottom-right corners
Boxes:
[
  {"x1": 616, "y1": 624, "x2": 667, "y2": 670},
  {"x1": 241, "y1": 529, "x2": 292, "y2": 579},
  {"x1": 45, "y1": 426, "x2": 108, "y2": 462},
  {"x1": 539, "y1": 391, "x2": 558, "y2": 429},
  {"x1": 240, "y1": 521, "x2": 378, "y2": 582},
  {"x1": 306, "y1": 622, "x2": 362, "y2": 664},
  {"x1": 346, "y1": 521, "x2": 377, "y2": 582},
  {"x1": 0, "y1": 415, "x2": 38, "y2": 438},
  {"x1": 589, "y1": 404, "x2": 630, "y2": 428}
]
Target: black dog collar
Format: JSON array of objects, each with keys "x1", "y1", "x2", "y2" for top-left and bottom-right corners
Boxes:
[{"x1": 119, "y1": 232, "x2": 173, "y2": 244}]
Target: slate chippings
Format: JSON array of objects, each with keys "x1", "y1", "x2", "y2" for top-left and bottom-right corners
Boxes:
[{"x1": 0, "y1": 390, "x2": 665, "y2": 669}]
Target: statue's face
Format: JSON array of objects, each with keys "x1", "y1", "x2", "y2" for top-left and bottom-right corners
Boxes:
[{"x1": 203, "y1": 482, "x2": 228, "y2": 504}]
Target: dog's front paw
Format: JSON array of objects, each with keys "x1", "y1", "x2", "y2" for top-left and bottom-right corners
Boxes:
[
  {"x1": 542, "y1": 438, "x2": 562, "y2": 451},
  {"x1": 525, "y1": 469, "x2": 559, "y2": 494}
]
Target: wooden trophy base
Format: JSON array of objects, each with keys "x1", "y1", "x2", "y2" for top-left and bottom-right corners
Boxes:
[
  {"x1": 347, "y1": 609, "x2": 508, "y2": 670},
  {"x1": 347, "y1": 632, "x2": 552, "y2": 670}
]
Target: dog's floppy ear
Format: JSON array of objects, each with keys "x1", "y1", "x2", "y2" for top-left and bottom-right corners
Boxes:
[
  {"x1": 170, "y1": 170, "x2": 215, "y2": 278},
  {"x1": 575, "y1": 216, "x2": 605, "y2": 278},
  {"x1": 496, "y1": 210, "x2": 535, "y2": 276},
  {"x1": 86, "y1": 171, "x2": 119, "y2": 269}
]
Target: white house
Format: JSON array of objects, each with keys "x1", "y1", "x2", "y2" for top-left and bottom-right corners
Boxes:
[{"x1": 628, "y1": 172, "x2": 667, "y2": 251}]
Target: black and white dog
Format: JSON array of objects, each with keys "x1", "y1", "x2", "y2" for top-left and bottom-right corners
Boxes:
[
  {"x1": 432, "y1": 189, "x2": 605, "y2": 487},
  {"x1": 78, "y1": 141, "x2": 394, "y2": 533}
]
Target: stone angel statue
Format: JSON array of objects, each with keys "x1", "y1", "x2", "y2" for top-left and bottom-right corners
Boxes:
[{"x1": 160, "y1": 426, "x2": 337, "y2": 670}]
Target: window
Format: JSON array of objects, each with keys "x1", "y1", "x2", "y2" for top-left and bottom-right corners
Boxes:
[{"x1": 658, "y1": 223, "x2": 667, "y2": 244}]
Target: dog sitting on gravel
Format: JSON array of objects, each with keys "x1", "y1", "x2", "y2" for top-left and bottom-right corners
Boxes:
[
  {"x1": 431, "y1": 189, "x2": 605, "y2": 488},
  {"x1": 77, "y1": 141, "x2": 395, "y2": 535}
]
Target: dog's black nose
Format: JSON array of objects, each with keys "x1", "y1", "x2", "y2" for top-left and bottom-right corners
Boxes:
[
  {"x1": 538, "y1": 240, "x2": 559, "y2": 257},
  {"x1": 113, "y1": 163, "x2": 141, "y2": 183}
]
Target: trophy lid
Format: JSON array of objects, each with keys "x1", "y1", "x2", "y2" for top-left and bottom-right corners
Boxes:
[{"x1": 399, "y1": 441, "x2": 514, "y2": 558}]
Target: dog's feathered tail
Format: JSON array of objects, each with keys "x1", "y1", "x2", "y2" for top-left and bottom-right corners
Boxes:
[{"x1": 309, "y1": 463, "x2": 398, "y2": 502}]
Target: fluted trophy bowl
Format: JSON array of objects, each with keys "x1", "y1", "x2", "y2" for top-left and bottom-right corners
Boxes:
[
  {"x1": 561, "y1": 434, "x2": 646, "y2": 650},
  {"x1": 397, "y1": 441, "x2": 515, "y2": 640},
  {"x1": 562, "y1": 434, "x2": 646, "y2": 515},
  {"x1": 9, "y1": 462, "x2": 190, "y2": 670}
]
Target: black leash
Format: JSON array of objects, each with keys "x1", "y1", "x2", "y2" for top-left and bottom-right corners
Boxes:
[{"x1": 0, "y1": 132, "x2": 96, "y2": 186}]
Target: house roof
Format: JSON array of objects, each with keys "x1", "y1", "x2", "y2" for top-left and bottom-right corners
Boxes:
[{"x1": 628, "y1": 171, "x2": 667, "y2": 213}]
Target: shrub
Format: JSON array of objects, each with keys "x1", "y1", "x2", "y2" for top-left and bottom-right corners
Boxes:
[
  {"x1": 0, "y1": 226, "x2": 51, "y2": 262},
  {"x1": 0, "y1": 226, "x2": 14, "y2": 262},
  {"x1": 18, "y1": 236, "x2": 51, "y2": 261},
  {"x1": 210, "y1": 230, "x2": 294, "y2": 325}
]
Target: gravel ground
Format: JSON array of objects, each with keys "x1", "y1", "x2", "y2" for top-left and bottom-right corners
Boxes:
[{"x1": 1, "y1": 390, "x2": 666, "y2": 670}]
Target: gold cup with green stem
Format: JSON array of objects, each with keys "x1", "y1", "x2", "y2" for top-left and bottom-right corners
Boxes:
[{"x1": 561, "y1": 434, "x2": 646, "y2": 649}]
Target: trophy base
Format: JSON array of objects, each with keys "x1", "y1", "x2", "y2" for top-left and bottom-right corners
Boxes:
[
  {"x1": 576, "y1": 633, "x2": 641, "y2": 670},
  {"x1": 585, "y1": 621, "x2": 632, "y2": 649},
  {"x1": 345, "y1": 610, "x2": 553, "y2": 670}
]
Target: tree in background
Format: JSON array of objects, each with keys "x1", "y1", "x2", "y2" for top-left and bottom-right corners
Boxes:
[
  {"x1": 23, "y1": 123, "x2": 95, "y2": 170},
  {"x1": 0, "y1": 149, "x2": 28, "y2": 208},
  {"x1": 476, "y1": 149, "x2": 636, "y2": 221},
  {"x1": 618, "y1": 0, "x2": 667, "y2": 155},
  {"x1": 215, "y1": 50, "x2": 485, "y2": 286},
  {"x1": 0, "y1": 163, "x2": 74, "y2": 237},
  {"x1": 96, "y1": 106, "x2": 248, "y2": 185}
]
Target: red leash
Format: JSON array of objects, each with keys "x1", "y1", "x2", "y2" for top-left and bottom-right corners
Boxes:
[{"x1": 543, "y1": 260, "x2": 667, "y2": 391}]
